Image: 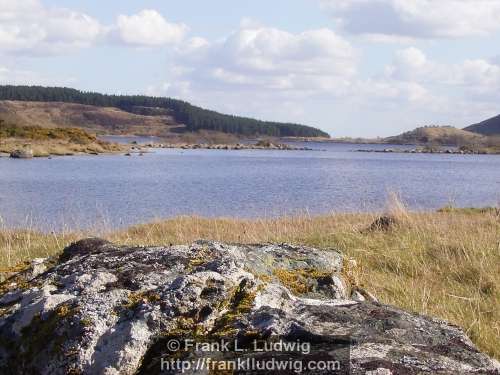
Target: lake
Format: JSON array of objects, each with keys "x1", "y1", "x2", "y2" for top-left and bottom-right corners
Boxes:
[{"x1": 1, "y1": 142, "x2": 499, "y2": 230}]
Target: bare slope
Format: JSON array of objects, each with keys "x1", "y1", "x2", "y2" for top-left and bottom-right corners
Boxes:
[{"x1": 0, "y1": 100, "x2": 180, "y2": 136}]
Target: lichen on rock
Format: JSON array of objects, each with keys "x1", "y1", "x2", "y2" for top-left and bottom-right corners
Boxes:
[{"x1": 0, "y1": 239, "x2": 498, "y2": 374}]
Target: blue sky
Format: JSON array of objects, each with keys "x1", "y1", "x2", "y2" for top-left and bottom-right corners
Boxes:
[{"x1": 1, "y1": 0, "x2": 500, "y2": 137}]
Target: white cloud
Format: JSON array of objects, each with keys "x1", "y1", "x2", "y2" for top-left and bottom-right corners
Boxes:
[
  {"x1": 0, "y1": 0, "x2": 103, "y2": 54},
  {"x1": 368, "y1": 46, "x2": 500, "y2": 119},
  {"x1": 114, "y1": 10, "x2": 188, "y2": 46},
  {"x1": 320, "y1": 0, "x2": 500, "y2": 39},
  {"x1": 0, "y1": 65, "x2": 76, "y2": 86},
  {"x1": 384, "y1": 47, "x2": 433, "y2": 80},
  {"x1": 174, "y1": 24, "x2": 357, "y2": 94},
  {"x1": 385, "y1": 47, "x2": 500, "y2": 95},
  {"x1": 0, "y1": 3, "x2": 189, "y2": 54}
]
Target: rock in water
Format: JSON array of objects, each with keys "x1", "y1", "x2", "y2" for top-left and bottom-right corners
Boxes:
[
  {"x1": 0, "y1": 240, "x2": 498, "y2": 374},
  {"x1": 9, "y1": 149, "x2": 33, "y2": 159}
]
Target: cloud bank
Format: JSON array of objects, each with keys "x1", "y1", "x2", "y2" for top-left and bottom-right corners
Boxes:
[
  {"x1": 0, "y1": 1, "x2": 189, "y2": 54},
  {"x1": 320, "y1": 0, "x2": 500, "y2": 39}
]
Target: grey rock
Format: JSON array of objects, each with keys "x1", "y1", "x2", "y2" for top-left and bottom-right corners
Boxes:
[
  {"x1": 0, "y1": 239, "x2": 498, "y2": 374},
  {"x1": 9, "y1": 149, "x2": 33, "y2": 159}
]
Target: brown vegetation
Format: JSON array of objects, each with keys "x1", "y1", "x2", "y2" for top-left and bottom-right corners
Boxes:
[
  {"x1": 0, "y1": 121, "x2": 125, "y2": 156},
  {"x1": 0, "y1": 100, "x2": 180, "y2": 136}
]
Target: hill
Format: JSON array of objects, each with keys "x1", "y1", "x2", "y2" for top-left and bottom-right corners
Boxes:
[
  {"x1": 464, "y1": 114, "x2": 500, "y2": 136},
  {"x1": 0, "y1": 85, "x2": 329, "y2": 138},
  {"x1": 384, "y1": 126, "x2": 485, "y2": 146},
  {"x1": 0, "y1": 100, "x2": 178, "y2": 136}
]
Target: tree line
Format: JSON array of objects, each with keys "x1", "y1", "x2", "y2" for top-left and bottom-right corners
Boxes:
[{"x1": 0, "y1": 85, "x2": 329, "y2": 138}]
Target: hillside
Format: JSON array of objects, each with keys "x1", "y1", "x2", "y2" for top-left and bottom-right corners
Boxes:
[
  {"x1": 0, "y1": 85, "x2": 329, "y2": 138},
  {"x1": 384, "y1": 126, "x2": 485, "y2": 146},
  {"x1": 464, "y1": 114, "x2": 500, "y2": 136},
  {"x1": 0, "y1": 100, "x2": 178, "y2": 136}
]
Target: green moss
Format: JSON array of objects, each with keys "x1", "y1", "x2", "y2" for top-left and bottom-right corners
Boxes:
[
  {"x1": 16, "y1": 302, "x2": 79, "y2": 368},
  {"x1": 0, "y1": 268, "x2": 38, "y2": 297},
  {"x1": 210, "y1": 280, "x2": 257, "y2": 338},
  {"x1": 80, "y1": 317, "x2": 93, "y2": 327},
  {"x1": 272, "y1": 267, "x2": 332, "y2": 295},
  {"x1": 123, "y1": 290, "x2": 161, "y2": 310}
]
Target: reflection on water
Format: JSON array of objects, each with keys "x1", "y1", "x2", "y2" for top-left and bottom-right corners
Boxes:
[{"x1": 98, "y1": 135, "x2": 163, "y2": 144}]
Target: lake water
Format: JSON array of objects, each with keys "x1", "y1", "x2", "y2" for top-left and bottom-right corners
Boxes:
[
  {"x1": 1, "y1": 142, "x2": 499, "y2": 230},
  {"x1": 99, "y1": 135, "x2": 163, "y2": 144}
]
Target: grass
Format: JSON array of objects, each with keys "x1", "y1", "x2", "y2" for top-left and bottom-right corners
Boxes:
[
  {"x1": 0, "y1": 208, "x2": 499, "y2": 359},
  {"x1": 0, "y1": 121, "x2": 97, "y2": 143}
]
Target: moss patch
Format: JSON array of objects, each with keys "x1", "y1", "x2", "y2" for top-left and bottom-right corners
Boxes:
[
  {"x1": 272, "y1": 267, "x2": 333, "y2": 295},
  {"x1": 123, "y1": 290, "x2": 161, "y2": 310}
]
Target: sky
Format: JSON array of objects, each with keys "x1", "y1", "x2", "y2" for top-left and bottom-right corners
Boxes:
[{"x1": 1, "y1": 0, "x2": 499, "y2": 137}]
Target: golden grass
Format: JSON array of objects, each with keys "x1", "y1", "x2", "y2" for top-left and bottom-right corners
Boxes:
[
  {"x1": 0, "y1": 120, "x2": 127, "y2": 156},
  {"x1": 0, "y1": 138, "x2": 126, "y2": 156},
  {"x1": 0, "y1": 210, "x2": 499, "y2": 358}
]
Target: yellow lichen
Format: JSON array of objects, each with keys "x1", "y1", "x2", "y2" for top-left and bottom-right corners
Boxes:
[
  {"x1": 123, "y1": 290, "x2": 161, "y2": 310},
  {"x1": 272, "y1": 267, "x2": 333, "y2": 295}
]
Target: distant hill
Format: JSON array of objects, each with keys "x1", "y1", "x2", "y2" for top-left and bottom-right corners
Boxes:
[
  {"x1": 0, "y1": 85, "x2": 329, "y2": 138},
  {"x1": 0, "y1": 100, "x2": 179, "y2": 136},
  {"x1": 464, "y1": 114, "x2": 500, "y2": 136},
  {"x1": 384, "y1": 126, "x2": 485, "y2": 146}
]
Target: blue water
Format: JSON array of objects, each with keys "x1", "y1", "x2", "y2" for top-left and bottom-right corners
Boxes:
[{"x1": 1, "y1": 142, "x2": 499, "y2": 230}]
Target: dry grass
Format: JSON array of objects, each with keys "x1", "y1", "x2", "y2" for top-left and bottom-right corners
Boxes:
[
  {"x1": 0, "y1": 138, "x2": 126, "y2": 156},
  {"x1": 0, "y1": 122, "x2": 126, "y2": 156},
  {"x1": 0, "y1": 209, "x2": 499, "y2": 358},
  {"x1": 386, "y1": 126, "x2": 486, "y2": 145},
  {"x1": 0, "y1": 100, "x2": 179, "y2": 136}
]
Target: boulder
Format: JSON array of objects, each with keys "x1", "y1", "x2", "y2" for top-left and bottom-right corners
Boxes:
[
  {"x1": 9, "y1": 149, "x2": 33, "y2": 159},
  {"x1": 0, "y1": 240, "x2": 498, "y2": 374},
  {"x1": 368, "y1": 216, "x2": 398, "y2": 232}
]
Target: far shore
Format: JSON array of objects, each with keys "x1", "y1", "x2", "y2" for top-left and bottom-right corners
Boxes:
[
  {"x1": 356, "y1": 146, "x2": 500, "y2": 155},
  {"x1": 135, "y1": 139, "x2": 315, "y2": 151},
  {"x1": 3, "y1": 133, "x2": 500, "y2": 158}
]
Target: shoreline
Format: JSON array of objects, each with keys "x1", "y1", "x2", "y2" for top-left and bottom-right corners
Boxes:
[
  {"x1": 141, "y1": 140, "x2": 315, "y2": 151},
  {"x1": 2, "y1": 135, "x2": 499, "y2": 157},
  {"x1": 356, "y1": 147, "x2": 500, "y2": 155},
  {"x1": 0, "y1": 138, "x2": 127, "y2": 158}
]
